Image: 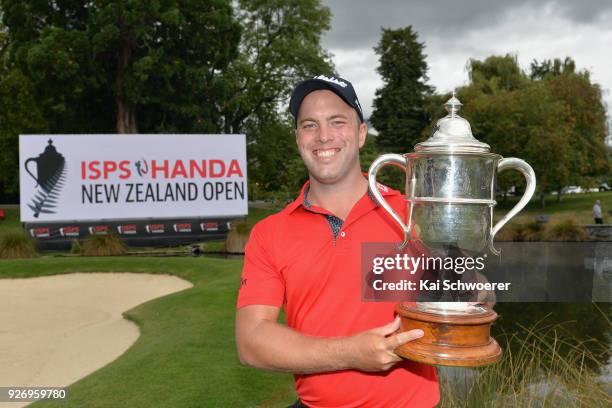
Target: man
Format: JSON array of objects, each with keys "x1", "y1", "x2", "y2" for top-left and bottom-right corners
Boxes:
[
  {"x1": 593, "y1": 200, "x2": 603, "y2": 224},
  {"x1": 235, "y1": 75, "x2": 439, "y2": 407}
]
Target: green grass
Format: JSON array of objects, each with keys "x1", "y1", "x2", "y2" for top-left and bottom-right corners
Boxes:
[
  {"x1": 496, "y1": 191, "x2": 612, "y2": 226},
  {"x1": 0, "y1": 207, "x2": 21, "y2": 233},
  {"x1": 0, "y1": 257, "x2": 295, "y2": 408}
]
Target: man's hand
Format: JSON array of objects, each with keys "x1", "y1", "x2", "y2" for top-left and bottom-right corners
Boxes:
[
  {"x1": 236, "y1": 306, "x2": 423, "y2": 374},
  {"x1": 343, "y1": 316, "x2": 423, "y2": 372}
]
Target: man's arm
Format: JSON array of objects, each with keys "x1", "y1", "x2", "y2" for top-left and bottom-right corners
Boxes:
[{"x1": 235, "y1": 304, "x2": 423, "y2": 374}]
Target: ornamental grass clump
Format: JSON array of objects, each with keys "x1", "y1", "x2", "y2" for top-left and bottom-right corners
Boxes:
[
  {"x1": 438, "y1": 320, "x2": 611, "y2": 407},
  {"x1": 492, "y1": 223, "x2": 517, "y2": 242},
  {"x1": 70, "y1": 239, "x2": 82, "y2": 254},
  {"x1": 0, "y1": 229, "x2": 37, "y2": 259},
  {"x1": 224, "y1": 220, "x2": 251, "y2": 253},
  {"x1": 517, "y1": 220, "x2": 546, "y2": 242},
  {"x1": 82, "y1": 234, "x2": 127, "y2": 256},
  {"x1": 494, "y1": 220, "x2": 544, "y2": 242},
  {"x1": 545, "y1": 219, "x2": 588, "y2": 241}
]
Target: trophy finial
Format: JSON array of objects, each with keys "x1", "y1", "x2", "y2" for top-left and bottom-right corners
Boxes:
[
  {"x1": 444, "y1": 92, "x2": 462, "y2": 118},
  {"x1": 415, "y1": 91, "x2": 490, "y2": 153}
]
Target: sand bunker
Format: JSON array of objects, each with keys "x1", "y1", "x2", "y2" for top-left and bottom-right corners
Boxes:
[{"x1": 0, "y1": 273, "x2": 192, "y2": 407}]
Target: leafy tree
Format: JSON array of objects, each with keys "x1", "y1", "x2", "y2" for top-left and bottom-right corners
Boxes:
[
  {"x1": 0, "y1": 0, "x2": 241, "y2": 134},
  {"x1": 469, "y1": 54, "x2": 527, "y2": 93},
  {"x1": 221, "y1": 0, "x2": 333, "y2": 134},
  {"x1": 533, "y1": 60, "x2": 609, "y2": 187},
  {"x1": 370, "y1": 26, "x2": 434, "y2": 151},
  {"x1": 0, "y1": 69, "x2": 47, "y2": 196},
  {"x1": 224, "y1": 0, "x2": 333, "y2": 197},
  {"x1": 0, "y1": 16, "x2": 47, "y2": 196},
  {"x1": 460, "y1": 84, "x2": 572, "y2": 207},
  {"x1": 433, "y1": 54, "x2": 609, "y2": 207},
  {"x1": 530, "y1": 57, "x2": 576, "y2": 80}
]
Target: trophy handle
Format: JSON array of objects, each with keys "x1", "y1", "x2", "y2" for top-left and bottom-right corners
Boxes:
[
  {"x1": 25, "y1": 158, "x2": 40, "y2": 187},
  {"x1": 368, "y1": 154, "x2": 410, "y2": 249},
  {"x1": 490, "y1": 158, "x2": 536, "y2": 253}
]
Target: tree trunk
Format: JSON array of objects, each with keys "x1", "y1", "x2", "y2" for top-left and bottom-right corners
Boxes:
[
  {"x1": 540, "y1": 193, "x2": 546, "y2": 208},
  {"x1": 115, "y1": 6, "x2": 137, "y2": 134},
  {"x1": 117, "y1": 98, "x2": 138, "y2": 133}
]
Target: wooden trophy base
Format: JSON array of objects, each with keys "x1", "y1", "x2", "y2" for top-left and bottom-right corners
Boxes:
[{"x1": 394, "y1": 302, "x2": 502, "y2": 367}]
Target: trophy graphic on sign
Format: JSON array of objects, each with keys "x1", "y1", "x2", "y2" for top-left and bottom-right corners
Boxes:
[
  {"x1": 24, "y1": 139, "x2": 66, "y2": 218},
  {"x1": 368, "y1": 94, "x2": 536, "y2": 366}
]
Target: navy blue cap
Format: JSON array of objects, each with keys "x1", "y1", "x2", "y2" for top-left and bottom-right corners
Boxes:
[{"x1": 289, "y1": 75, "x2": 364, "y2": 124}]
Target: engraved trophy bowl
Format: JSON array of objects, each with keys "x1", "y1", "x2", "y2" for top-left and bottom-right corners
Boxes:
[{"x1": 367, "y1": 94, "x2": 536, "y2": 366}]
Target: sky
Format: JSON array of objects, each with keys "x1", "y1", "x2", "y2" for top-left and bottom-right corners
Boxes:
[{"x1": 321, "y1": 0, "x2": 612, "y2": 126}]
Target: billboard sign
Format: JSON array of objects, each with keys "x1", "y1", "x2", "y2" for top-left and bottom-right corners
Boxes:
[{"x1": 19, "y1": 134, "x2": 247, "y2": 223}]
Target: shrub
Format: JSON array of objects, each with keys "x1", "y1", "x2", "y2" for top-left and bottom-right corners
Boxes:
[
  {"x1": 518, "y1": 220, "x2": 546, "y2": 241},
  {"x1": 545, "y1": 219, "x2": 588, "y2": 241},
  {"x1": 493, "y1": 224, "x2": 517, "y2": 242},
  {"x1": 82, "y1": 234, "x2": 127, "y2": 256},
  {"x1": 496, "y1": 220, "x2": 547, "y2": 242},
  {"x1": 224, "y1": 220, "x2": 251, "y2": 253},
  {"x1": 0, "y1": 229, "x2": 37, "y2": 259},
  {"x1": 70, "y1": 239, "x2": 82, "y2": 254}
]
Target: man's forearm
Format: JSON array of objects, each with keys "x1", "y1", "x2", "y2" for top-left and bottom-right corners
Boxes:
[{"x1": 237, "y1": 319, "x2": 351, "y2": 374}]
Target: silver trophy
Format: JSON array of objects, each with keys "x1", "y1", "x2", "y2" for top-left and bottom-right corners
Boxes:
[
  {"x1": 368, "y1": 93, "x2": 536, "y2": 256},
  {"x1": 367, "y1": 94, "x2": 536, "y2": 365}
]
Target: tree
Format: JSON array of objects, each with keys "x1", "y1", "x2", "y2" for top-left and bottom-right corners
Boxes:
[
  {"x1": 469, "y1": 54, "x2": 527, "y2": 94},
  {"x1": 0, "y1": 16, "x2": 48, "y2": 196},
  {"x1": 221, "y1": 0, "x2": 333, "y2": 135},
  {"x1": 370, "y1": 26, "x2": 434, "y2": 151},
  {"x1": 460, "y1": 84, "x2": 572, "y2": 207},
  {"x1": 0, "y1": 0, "x2": 241, "y2": 134},
  {"x1": 530, "y1": 57, "x2": 576, "y2": 80},
  {"x1": 533, "y1": 59, "x2": 609, "y2": 187},
  {"x1": 447, "y1": 54, "x2": 608, "y2": 206},
  {"x1": 223, "y1": 0, "x2": 333, "y2": 196}
]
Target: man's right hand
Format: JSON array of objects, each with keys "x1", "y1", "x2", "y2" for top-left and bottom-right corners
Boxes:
[{"x1": 343, "y1": 316, "x2": 423, "y2": 372}]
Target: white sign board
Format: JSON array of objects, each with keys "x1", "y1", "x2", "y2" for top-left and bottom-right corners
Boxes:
[{"x1": 19, "y1": 134, "x2": 248, "y2": 222}]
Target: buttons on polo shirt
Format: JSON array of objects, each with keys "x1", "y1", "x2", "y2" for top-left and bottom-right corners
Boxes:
[{"x1": 340, "y1": 231, "x2": 346, "y2": 238}]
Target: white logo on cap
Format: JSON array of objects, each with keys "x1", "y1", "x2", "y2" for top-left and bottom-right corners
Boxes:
[
  {"x1": 314, "y1": 75, "x2": 347, "y2": 88},
  {"x1": 354, "y1": 98, "x2": 363, "y2": 113}
]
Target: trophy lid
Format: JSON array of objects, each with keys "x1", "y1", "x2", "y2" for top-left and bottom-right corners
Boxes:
[{"x1": 415, "y1": 92, "x2": 490, "y2": 153}]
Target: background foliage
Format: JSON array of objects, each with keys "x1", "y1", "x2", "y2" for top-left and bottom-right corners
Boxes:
[{"x1": 0, "y1": 5, "x2": 609, "y2": 206}]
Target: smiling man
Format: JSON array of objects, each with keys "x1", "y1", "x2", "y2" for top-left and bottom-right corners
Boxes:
[{"x1": 235, "y1": 76, "x2": 439, "y2": 407}]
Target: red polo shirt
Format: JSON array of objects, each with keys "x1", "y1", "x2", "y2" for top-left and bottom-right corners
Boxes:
[{"x1": 237, "y1": 180, "x2": 439, "y2": 407}]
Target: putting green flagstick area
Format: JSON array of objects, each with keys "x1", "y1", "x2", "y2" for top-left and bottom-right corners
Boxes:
[{"x1": 0, "y1": 257, "x2": 295, "y2": 408}]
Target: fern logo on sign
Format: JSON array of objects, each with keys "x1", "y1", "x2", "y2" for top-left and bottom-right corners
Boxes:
[{"x1": 23, "y1": 139, "x2": 67, "y2": 218}]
